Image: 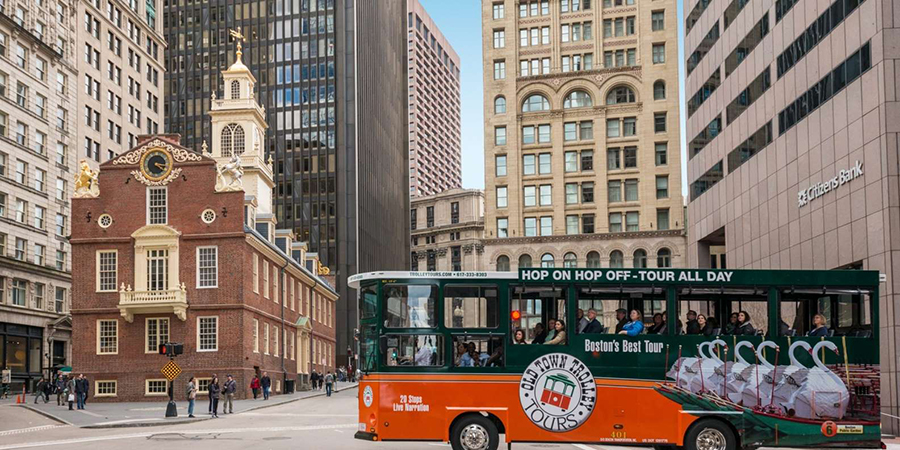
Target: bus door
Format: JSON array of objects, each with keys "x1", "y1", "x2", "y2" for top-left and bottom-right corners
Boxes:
[{"x1": 508, "y1": 285, "x2": 569, "y2": 359}]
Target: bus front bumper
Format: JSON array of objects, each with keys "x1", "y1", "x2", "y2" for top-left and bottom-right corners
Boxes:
[{"x1": 355, "y1": 431, "x2": 378, "y2": 441}]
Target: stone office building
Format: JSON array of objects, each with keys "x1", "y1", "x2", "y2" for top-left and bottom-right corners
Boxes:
[
  {"x1": 683, "y1": 0, "x2": 900, "y2": 430},
  {"x1": 480, "y1": 0, "x2": 687, "y2": 272},
  {"x1": 410, "y1": 189, "x2": 485, "y2": 271}
]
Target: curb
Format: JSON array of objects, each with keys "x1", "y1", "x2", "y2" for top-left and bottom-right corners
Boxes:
[
  {"x1": 66, "y1": 383, "x2": 359, "y2": 429},
  {"x1": 16, "y1": 404, "x2": 73, "y2": 427}
]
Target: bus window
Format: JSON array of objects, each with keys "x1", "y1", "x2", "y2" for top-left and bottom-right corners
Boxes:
[
  {"x1": 383, "y1": 284, "x2": 436, "y2": 328},
  {"x1": 360, "y1": 284, "x2": 377, "y2": 320},
  {"x1": 677, "y1": 287, "x2": 768, "y2": 336},
  {"x1": 383, "y1": 334, "x2": 443, "y2": 366},
  {"x1": 452, "y1": 335, "x2": 504, "y2": 368},
  {"x1": 444, "y1": 285, "x2": 500, "y2": 329},
  {"x1": 359, "y1": 324, "x2": 377, "y2": 372},
  {"x1": 576, "y1": 287, "x2": 665, "y2": 334},
  {"x1": 780, "y1": 288, "x2": 873, "y2": 337},
  {"x1": 510, "y1": 286, "x2": 566, "y2": 344}
]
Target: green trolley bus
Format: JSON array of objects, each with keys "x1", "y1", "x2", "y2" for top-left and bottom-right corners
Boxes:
[{"x1": 351, "y1": 268, "x2": 880, "y2": 450}]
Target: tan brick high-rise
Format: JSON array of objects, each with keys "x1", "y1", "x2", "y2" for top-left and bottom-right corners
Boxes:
[{"x1": 481, "y1": 0, "x2": 685, "y2": 271}]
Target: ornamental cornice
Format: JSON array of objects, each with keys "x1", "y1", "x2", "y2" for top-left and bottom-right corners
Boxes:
[
  {"x1": 483, "y1": 229, "x2": 685, "y2": 246},
  {"x1": 517, "y1": 66, "x2": 642, "y2": 92},
  {"x1": 113, "y1": 138, "x2": 203, "y2": 166},
  {"x1": 605, "y1": 38, "x2": 638, "y2": 46}
]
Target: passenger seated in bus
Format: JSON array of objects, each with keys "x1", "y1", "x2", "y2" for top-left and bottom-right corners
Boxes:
[
  {"x1": 808, "y1": 314, "x2": 829, "y2": 337},
  {"x1": 724, "y1": 313, "x2": 739, "y2": 335},
  {"x1": 531, "y1": 323, "x2": 548, "y2": 344},
  {"x1": 484, "y1": 340, "x2": 504, "y2": 367},
  {"x1": 582, "y1": 309, "x2": 604, "y2": 334},
  {"x1": 735, "y1": 311, "x2": 756, "y2": 335},
  {"x1": 576, "y1": 309, "x2": 588, "y2": 334},
  {"x1": 685, "y1": 310, "x2": 701, "y2": 334},
  {"x1": 614, "y1": 309, "x2": 628, "y2": 334},
  {"x1": 697, "y1": 314, "x2": 713, "y2": 336},
  {"x1": 618, "y1": 310, "x2": 644, "y2": 336},
  {"x1": 454, "y1": 342, "x2": 469, "y2": 366},
  {"x1": 513, "y1": 329, "x2": 528, "y2": 344},
  {"x1": 546, "y1": 319, "x2": 558, "y2": 342},
  {"x1": 458, "y1": 342, "x2": 480, "y2": 367},
  {"x1": 545, "y1": 320, "x2": 568, "y2": 345},
  {"x1": 647, "y1": 313, "x2": 666, "y2": 334}
]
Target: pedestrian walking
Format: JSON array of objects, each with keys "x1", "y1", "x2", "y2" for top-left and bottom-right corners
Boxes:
[
  {"x1": 33, "y1": 377, "x2": 47, "y2": 404},
  {"x1": 65, "y1": 375, "x2": 76, "y2": 410},
  {"x1": 250, "y1": 375, "x2": 261, "y2": 399},
  {"x1": 325, "y1": 372, "x2": 334, "y2": 397},
  {"x1": 208, "y1": 373, "x2": 217, "y2": 414},
  {"x1": 310, "y1": 371, "x2": 318, "y2": 391},
  {"x1": 208, "y1": 376, "x2": 220, "y2": 418},
  {"x1": 74, "y1": 374, "x2": 89, "y2": 410},
  {"x1": 186, "y1": 377, "x2": 198, "y2": 418},
  {"x1": 42, "y1": 377, "x2": 52, "y2": 403},
  {"x1": 222, "y1": 375, "x2": 236, "y2": 414},
  {"x1": 260, "y1": 371, "x2": 271, "y2": 400},
  {"x1": 55, "y1": 374, "x2": 66, "y2": 406}
]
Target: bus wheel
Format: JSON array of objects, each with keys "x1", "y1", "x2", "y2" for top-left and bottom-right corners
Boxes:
[
  {"x1": 450, "y1": 414, "x2": 499, "y2": 450},
  {"x1": 684, "y1": 419, "x2": 736, "y2": 450}
]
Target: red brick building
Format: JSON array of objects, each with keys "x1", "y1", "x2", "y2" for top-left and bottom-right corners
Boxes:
[{"x1": 69, "y1": 54, "x2": 338, "y2": 402}]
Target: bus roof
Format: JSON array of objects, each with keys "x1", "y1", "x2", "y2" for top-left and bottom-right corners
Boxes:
[{"x1": 348, "y1": 268, "x2": 880, "y2": 289}]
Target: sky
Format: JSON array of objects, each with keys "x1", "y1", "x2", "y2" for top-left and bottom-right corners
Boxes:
[{"x1": 419, "y1": 0, "x2": 688, "y2": 196}]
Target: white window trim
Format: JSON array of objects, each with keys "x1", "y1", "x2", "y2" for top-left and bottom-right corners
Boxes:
[
  {"x1": 253, "y1": 318, "x2": 259, "y2": 353},
  {"x1": 96, "y1": 319, "x2": 118, "y2": 355},
  {"x1": 252, "y1": 253, "x2": 259, "y2": 293},
  {"x1": 196, "y1": 316, "x2": 218, "y2": 352},
  {"x1": 145, "y1": 378, "x2": 168, "y2": 396},
  {"x1": 264, "y1": 323, "x2": 270, "y2": 355},
  {"x1": 146, "y1": 186, "x2": 167, "y2": 225},
  {"x1": 195, "y1": 246, "x2": 218, "y2": 289},
  {"x1": 196, "y1": 377, "x2": 212, "y2": 395},
  {"x1": 94, "y1": 380, "x2": 117, "y2": 397},
  {"x1": 144, "y1": 317, "x2": 169, "y2": 354},
  {"x1": 95, "y1": 250, "x2": 118, "y2": 292}
]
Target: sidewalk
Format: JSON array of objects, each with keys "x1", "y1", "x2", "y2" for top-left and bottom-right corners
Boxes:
[{"x1": 4, "y1": 383, "x2": 357, "y2": 429}]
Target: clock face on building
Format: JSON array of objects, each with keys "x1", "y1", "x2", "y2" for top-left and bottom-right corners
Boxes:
[{"x1": 140, "y1": 148, "x2": 173, "y2": 181}]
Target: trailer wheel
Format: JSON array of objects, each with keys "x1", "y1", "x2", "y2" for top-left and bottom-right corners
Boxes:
[
  {"x1": 450, "y1": 414, "x2": 499, "y2": 450},
  {"x1": 684, "y1": 419, "x2": 736, "y2": 450}
]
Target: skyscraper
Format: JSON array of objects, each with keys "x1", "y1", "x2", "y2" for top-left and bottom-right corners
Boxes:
[
  {"x1": 163, "y1": 0, "x2": 409, "y2": 366},
  {"x1": 682, "y1": 0, "x2": 899, "y2": 428},
  {"x1": 480, "y1": 0, "x2": 685, "y2": 273},
  {"x1": 407, "y1": 0, "x2": 461, "y2": 197}
]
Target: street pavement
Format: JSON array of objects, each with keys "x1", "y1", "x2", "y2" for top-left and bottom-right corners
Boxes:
[{"x1": 1, "y1": 387, "x2": 900, "y2": 450}]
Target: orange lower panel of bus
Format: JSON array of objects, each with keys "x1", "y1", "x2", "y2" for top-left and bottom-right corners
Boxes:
[{"x1": 356, "y1": 374, "x2": 692, "y2": 446}]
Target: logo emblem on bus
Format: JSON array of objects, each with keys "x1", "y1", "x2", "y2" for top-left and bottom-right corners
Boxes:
[
  {"x1": 363, "y1": 386, "x2": 374, "y2": 408},
  {"x1": 519, "y1": 353, "x2": 596, "y2": 433}
]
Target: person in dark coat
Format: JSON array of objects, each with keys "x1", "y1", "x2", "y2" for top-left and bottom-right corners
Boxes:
[
  {"x1": 685, "y1": 310, "x2": 701, "y2": 335},
  {"x1": 74, "y1": 374, "x2": 89, "y2": 410},
  {"x1": 582, "y1": 309, "x2": 605, "y2": 334},
  {"x1": 736, "y1": 311, "x2": 756, "y2": 336},
  {"x1": 260, "y1": 371, "x2": 271, "y2": 400},
  {"x1": 208, "y1": 373, "x2": 217, "y2": 414},
  {"x1": 647, "y1": 313, "x2": 667, "y2": 334},
  {"x1": 530, "y1": 323, "x2": 547, "y2": 344},
  {"x1": 614, "y1": 309, "x2": 628, "y2": 334},
  {"x1": 208, "y1": 376, "x2": 220, "y2": 418},
  {"x1": 808, "y1": 314, "x2": 829, "y2": 337}
]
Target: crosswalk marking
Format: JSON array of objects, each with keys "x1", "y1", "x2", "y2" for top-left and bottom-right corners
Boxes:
[{"x1": 0, "y1": 425, "x2": 67, "y2": 438}]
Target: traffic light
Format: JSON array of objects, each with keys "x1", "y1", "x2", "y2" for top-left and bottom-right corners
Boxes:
[{"x1": 158, "y1": 343, "x2": 184, "y2": 356}]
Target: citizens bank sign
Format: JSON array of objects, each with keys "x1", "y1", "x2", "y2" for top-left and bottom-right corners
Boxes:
[{"x1": 797, "y1": 160, "x2": 863, "y2": 207}]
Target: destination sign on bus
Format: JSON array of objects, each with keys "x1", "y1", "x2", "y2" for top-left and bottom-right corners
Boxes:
[{"x1": 521, "y1": 269, "x2": 734, "y2": 283}]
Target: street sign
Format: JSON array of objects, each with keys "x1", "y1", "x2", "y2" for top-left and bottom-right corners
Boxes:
[{"x1": 160, "y1": 360, "x2": 182, "y2": 380}]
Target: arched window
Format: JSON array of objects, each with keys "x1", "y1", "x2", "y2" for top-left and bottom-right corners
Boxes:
[
  {"x1": 564, "y1": 90, "x2": 593, "y2": 109},
  {"x1": 653, "y1": 80, "x2": 666, "y2": 100},
  {"x1": 563, "y1": 252, "x2": 577, "y2": 268},
  {"x1": 495, "y1": 96, "x2": 507, "y2": 114},
  {"x1": 606, "y1": 86, "x2": 636, "y2": 105},
  {"x1": 497, "y1": 255, "x2": 510, "y2": 271},
  {"x1": 522, "y1": 94, "x2": 550, "y2": 112},
  {"x1": 230, "y1": 80, "x2": 241, "y2": 99},
  {"x1": 633, "y1": 249, "x2": 647, "y2": 268},
  {"x1": 587, "y1": 251, "x2": 601, "y2": 268},
  {"x1": 221, "y1": 123, "x2": 246, "y2": 157},
  {"x1": 541, "y1": 253, "x2": 555, "y2": 268},
  {"x1": 657, "y1": 248, "x2": 672, "y2": 268},
  {"x1": 609, "y1": 250, "x2": 624, "y2": 268},
  {"x1": 518, "y1": 254, "x2": 533, "y2": 269}
]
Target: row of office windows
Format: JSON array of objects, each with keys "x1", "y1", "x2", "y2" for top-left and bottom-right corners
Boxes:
[
  {"x1": 495, "y1": 209, "x2": 672, "y2": 239},
  {"x1": 496, "y1": 247, "x2": 673, "y2": 271}
]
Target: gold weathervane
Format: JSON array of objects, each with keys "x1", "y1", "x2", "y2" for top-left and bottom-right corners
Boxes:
[{"x1": 229, "y1": 27, "x2": 247, "y2": 61}]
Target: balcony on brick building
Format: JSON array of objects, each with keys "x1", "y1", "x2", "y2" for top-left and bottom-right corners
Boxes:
[{"x1": 118, "y1": 283, "x2": 188, "y2": 323}]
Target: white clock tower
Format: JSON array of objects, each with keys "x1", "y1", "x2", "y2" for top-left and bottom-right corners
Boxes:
[{"x1": 208, "y1": 29, "x2": 273, "y2": 215}]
